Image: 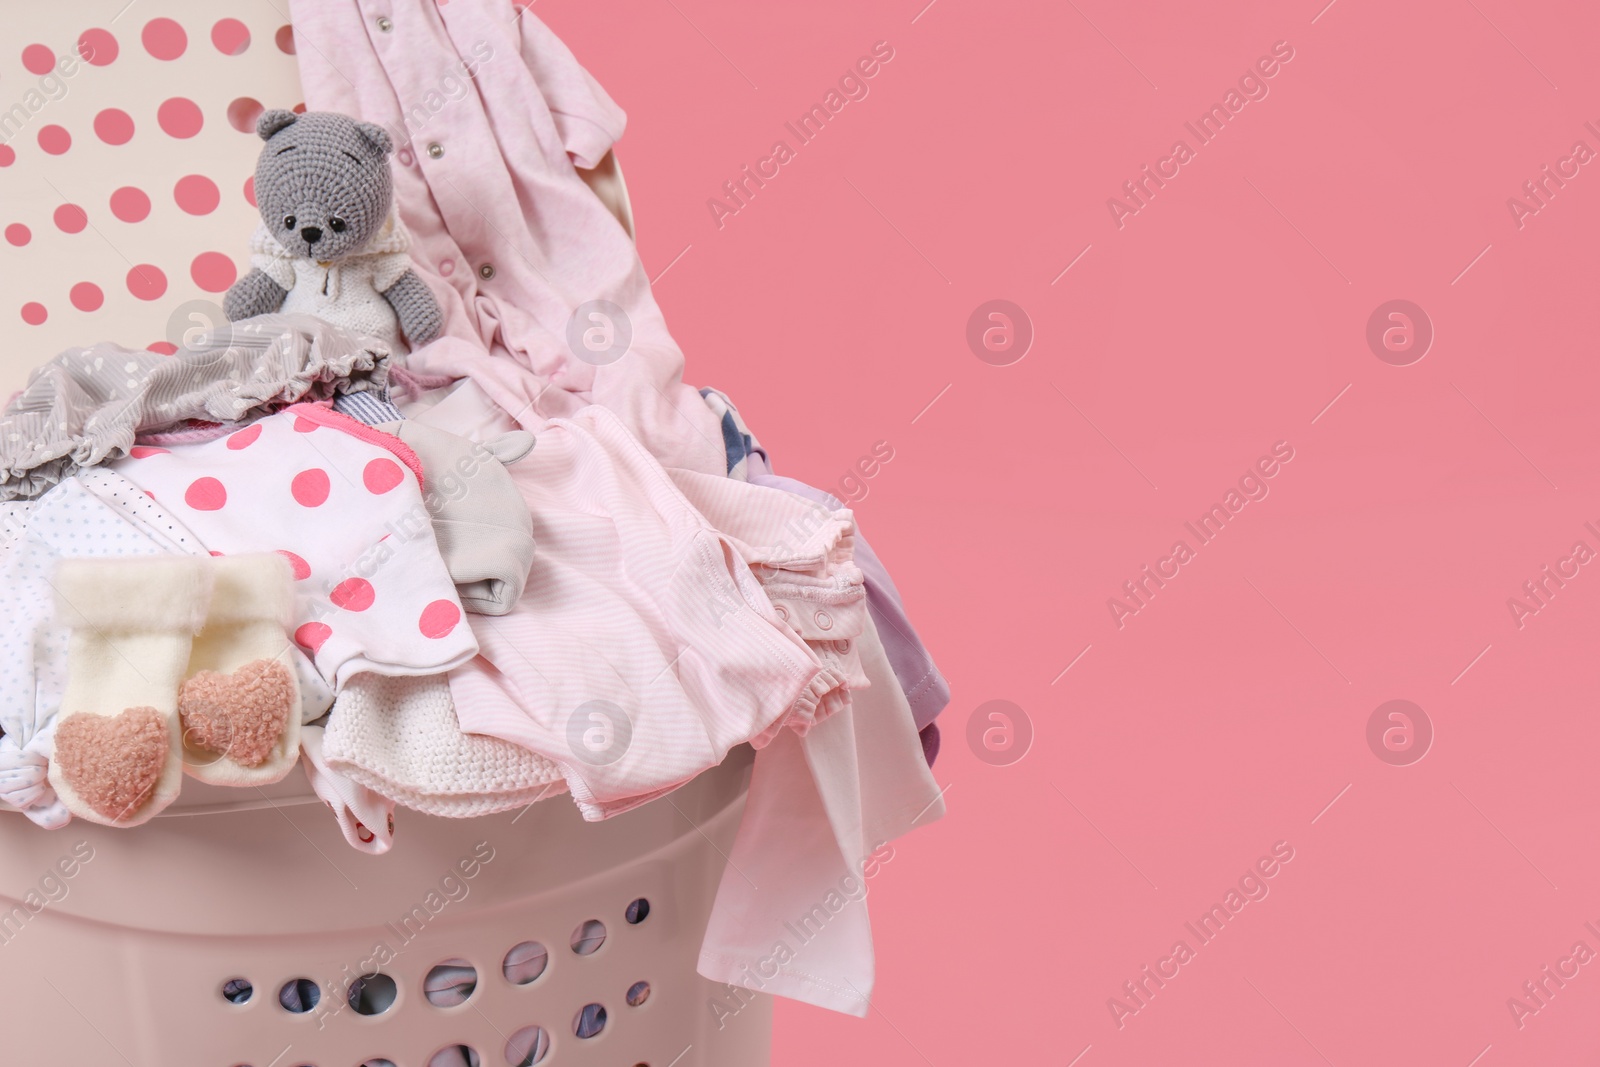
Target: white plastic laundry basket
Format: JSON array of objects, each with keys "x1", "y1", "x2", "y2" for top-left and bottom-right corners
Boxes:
[
  {"x1": 0, "y1": 4, "x2": 764, "y2": 1064},
  {"x1": 0, "y1": 749, "x2": 769, "y2": 1066}
]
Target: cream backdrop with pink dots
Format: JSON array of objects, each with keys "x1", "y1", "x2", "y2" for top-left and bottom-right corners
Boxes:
[{"x1": 0, "y1": 3, "x2": 304, "y2": 395}]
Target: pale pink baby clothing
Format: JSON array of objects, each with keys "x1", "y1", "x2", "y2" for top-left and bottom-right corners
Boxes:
[
  {"x1": 699, "y1": 617, "x2": 946, "y2": 1016},
  {"x1": 111, "y1": 405, "x2": 476, "y2": 688},
  {"x1": 447, "y1": 406, "x2": 832, "y2": 820},
  {"x1": 669, "y1": 468, "x2": 872, "y2": 742},
  {"x1": 287, "y1": 0, "x2": 730, "y2": 479}
]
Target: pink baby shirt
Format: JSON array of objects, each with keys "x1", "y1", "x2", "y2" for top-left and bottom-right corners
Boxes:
[{"x1": 112, "y1": 405, "x2": 477, "y2": 687}]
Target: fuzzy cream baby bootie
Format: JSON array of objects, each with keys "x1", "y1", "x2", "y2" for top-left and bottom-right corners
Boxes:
[
  {"x1": 47, "y1": 557, "x2": 214, "y2": 826},
  {"x1": 179, "y1": 553, "x2": 302, "y2": 786}
]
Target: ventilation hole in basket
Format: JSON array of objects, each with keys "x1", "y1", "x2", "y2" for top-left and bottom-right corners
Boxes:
[
  {"x1": 502, "y1": 941, "x2": 549, "y2": 986},
  {"x1": 427, "y1": 1046, "x2": 481, "y2": 1067},
  {"x1": 424, "y1": 959, "x2": 478, "y2": 1007},
  {"x1": 347, "y1": 972, "x2": 397, "y2": 1016},
  {"x1": 278, "y1": 978, "x2": 321, "y2": 1012},
  {"x1": 626, "y1": 980, "x2": 651, "y2": 1007},
  {"x1": 625, "y1": 897, "x2": 650, "y2": 924},
  {"x1": 221, "y1": 978, "x2": 253, "y2": 1004},
  {"x1": 573, "y1": 1002, "x2": 607, "y2": 1038},
  {"x1": 504, "y1": 1025, "x2": 551, "y2": 1066},
  {"x1": 570, "y1": 919, "x2": 607, "y2": 956}
]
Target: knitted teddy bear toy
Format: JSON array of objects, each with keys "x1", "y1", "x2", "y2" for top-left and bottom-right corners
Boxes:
[{"x1": 223, "y1": 109, "x2": 442, "y2": 353}]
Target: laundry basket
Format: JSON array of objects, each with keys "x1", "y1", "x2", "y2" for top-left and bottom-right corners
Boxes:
[
  {"x1": 0, "y1": 5, "x2": 769, "y2": 1065},
  {"x1": 0, "y1": 750, "x2": 770, "y2": 1066}
]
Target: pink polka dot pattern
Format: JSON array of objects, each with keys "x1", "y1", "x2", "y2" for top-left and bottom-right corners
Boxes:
[
  {"x1": 226, "y1": 424, "x2": 262, "y2": 450},
  {"x1": 292, "y1": 469, "x2": 331, "y2": 507},
  {"x1": 278, "y1": 550, "x2": 311, "y2": 580},
  {"x1": 126, "y1": 265, "x2": 167, "y2": 301},
  {"x1": 244, "y1": 176, "x2": 257, "y2": 206},
  {"x1": 0, "y1": 146, "x2": 14, "y2": 167},
  {"x1": 5, "y1": 224, "x2": 30, "y2": 247},
  {"x1": 21, "y1": 44, "x2": 55, "y2": 76},
  {"x1": 53, "y1": 205, "x2": 87, "y2": 234},
  {"x1": 148, "y1": 341, "x2": 177, "y2": 355},
  {"x1": 142, "y1": 18, "x2": 187, "y2": 61},
  {"x1": 110, "y1": 187, "x2": 151, "y2": 223},
  {"x1": 157, "y1": 98, "x2": 203, "y2": 139},
  {"x1": 419, "y1": 600, "x2": 462, "y2": 639},
  {"x1": 275, "y1": 25, "x2": 296, "y2": 54},
  {"x1": 174, "y1": 175, "x2": 219, "y2": 215},
  {"x1": 38, "y1": 126, "x2": 71, "y2": 155},
  {"x1": 190, "y1": 252, "x2": 237, "y2": 293},
  {"x1": 211, "y1": 19, "x2": 251, "y2": 56},
  {"x1": 94, "y1": 108, "x2": 134, "y2": 146},
  {"x1": 78, "y1": 29, "x2": 118, "y2": 66},
  {"x1": 70, "y1": 283, "x2": 103, "y2": 312},
  {"x1": 20, "y1": 303, "x2": 47, "y2": 326},
  {"x1": 294, "y1": 622, "x2": 331, "y2": 653},
  {"x1": 363, "y1": 458, "x2": 405, "y2": 494},
  {"x1": 330, "y1": 578, "x2": 376, "y2": 612},
  {"x1": 227, "y1": 97, "x2": 264, "y2": 134},
  {"x1": 185, "y1": 477, "x2": 227, "y2": 511},
  {"x1": 66, "y1": 283, "x2": 103, "y2": 313},
  {"x1": 129, "y1": 447, "x2": 169, "y2": 459},
  {"x1": 293, "y1": 416, "x2": 319, "y2": 433}
]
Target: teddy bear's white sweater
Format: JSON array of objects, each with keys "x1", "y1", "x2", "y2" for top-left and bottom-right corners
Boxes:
[{"x1": 249, "y1": 210, "x2": 415, "y2": 352}]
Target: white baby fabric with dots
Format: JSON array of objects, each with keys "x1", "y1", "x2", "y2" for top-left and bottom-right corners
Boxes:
[{"x1": 111, "y1": 404, "x2": 477, "y2": 688}]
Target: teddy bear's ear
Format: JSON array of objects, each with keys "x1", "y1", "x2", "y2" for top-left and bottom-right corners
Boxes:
[
  {"x1": 256, "y1": 109, "x2": 299, "y2": 140},
  {"x1": 355, "y1": 121, "x2": 394, "y2": 157}
]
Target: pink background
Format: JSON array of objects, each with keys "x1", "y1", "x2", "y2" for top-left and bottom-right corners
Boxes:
[{"x1": 551, "y1": 0, "x2": 1600, "y2": 1063}]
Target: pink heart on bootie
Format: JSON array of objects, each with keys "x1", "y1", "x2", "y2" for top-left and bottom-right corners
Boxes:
[
  {"x1": 179, "y1": 658, "x2": 295, "y2": 767},
  {"x1": 53, "y1": 707, "x2": 170, "y2": 823}
]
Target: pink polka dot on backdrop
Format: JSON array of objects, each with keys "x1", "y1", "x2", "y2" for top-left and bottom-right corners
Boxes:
[
  {"x1": 275, "y1": 25, "x2": 296, "y2": 54},
  {"x1": 291, "y1": 468, "x2": 331, "y2": 507},
  {"x1": 20, "y1": 303, "x2": 46, "y2": 326},
  {"x1": 293, "y1": 416, "x2": 318, "y2": 433},
  {"x1": 110, "y1": 187, "x2": 150, "y2": 222},
  {"x1": 37, "y1": 126, "x2": 71, "y2": 155},
  {"x1": 129, "y1": 447, "x2": 168, "y2": 459},
  {"x1": 174, "y1": 175, "x2": 219, "y2": 215},
  {"x1": 53, "y1": 205, "x2": 87, "y2": 234},
  {"x1": 226, "y1": 97, "x2": 263, "y2": 134},
  {"x1": 70, "y1": 282, "x2": 103, "y2": 312},
  {"x1": 93, "y1": 108, "x2": 134, "y2": 146},
  {"x1": 190, "y1": 252, "x2": 236, "y2": 292},
  {"x1": 148, "y1": 341, "x2": 177, "y2": 355},
  {"x1": 142, "y1": 18, "x2": 187, "y2": 60},
  {"x1": 363, "y1": 458, "x2": 405, "y2": 494},
  {"x1": 294, "y1": 622, "x2": 331, "y2": 653},
  {"x1": 211, "y1": 19, "x2": 250, "y2": 55},
  {"x1": 157, "y1": 98, "x2": 203, "y2": 139},
  {"x1": 21, "y1": 44, "x2": 55, "y2": 76},
  {"x1": 126, "y1": 265, "x2": 166, "y2": 301},
  {"x1": 226, "y1": 424, "x2": 262, "y2": 449},
  {"x1": 243, "y1": 176, "x2": 256, "y2": 206},
  {"x1": 419, "y1": 600, "x2": 461, "y2": 639},
  {"x1": 78, "y1": 29, "x2": 117, "y2": 66},
  {"x1": 5, "y1": 224, "x2": 30, "y2": 247},
  {"x1": 291, "y1": 102, "x2": 306, "y2": 115},
  {"x1": 330, "y1": 578, "x2": 376, "y2": 612},
  {"x1": 0, "y1": 146, "x2": 14, "y2": 167},
  {"x1": 185, "y1": 477, "x2": 227, "y2": 511},
  {"x1": 277, "y1": 550, "x2": 311, "y2": 580}
]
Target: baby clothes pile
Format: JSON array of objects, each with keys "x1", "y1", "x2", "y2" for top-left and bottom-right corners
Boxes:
[{"x1": 0, "y1": 0, "x2": 952, "y2": 1018}]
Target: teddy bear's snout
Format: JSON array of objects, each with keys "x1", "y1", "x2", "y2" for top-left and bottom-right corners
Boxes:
[{"x1": 300, "y1": 225, "x2": 323, "y2": 245}]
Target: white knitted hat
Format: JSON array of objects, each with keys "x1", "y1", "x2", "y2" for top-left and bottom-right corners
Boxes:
[{"x1": 322, "y1": 673, "x2": 565, "y2": 818}]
